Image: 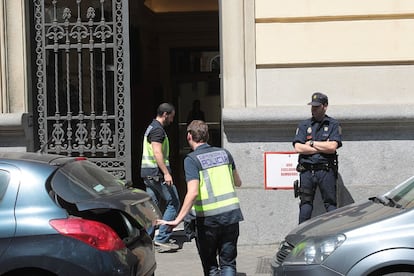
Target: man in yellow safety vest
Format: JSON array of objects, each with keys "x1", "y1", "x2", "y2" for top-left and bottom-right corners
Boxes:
[
  {"x1": 141, "y1": 102, "x2": 180, "y2": 252},
  {"x1": 158, "y1": 120, "x2": 243, "y2": 275}
]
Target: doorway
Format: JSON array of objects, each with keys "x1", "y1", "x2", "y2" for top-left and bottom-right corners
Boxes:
[
  {"x1": 128, "y1": 4, "x2": 220, "y2": 199},
  {"x1": 171, "y1": 48, "x2": 222, "y2": 191}
]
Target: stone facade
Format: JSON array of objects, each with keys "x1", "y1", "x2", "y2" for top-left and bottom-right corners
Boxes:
[
  {"x1": 220, "y1": 0, "x2": 414, "y2": 244},
  {"x1": 2, "y1": 0, "x2": 414, "y2": 245}
]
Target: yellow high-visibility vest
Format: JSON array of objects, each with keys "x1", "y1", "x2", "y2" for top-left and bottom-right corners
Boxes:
[
  {"x1": 141, "y1": 124, "x2": 170, "y2": 172},
  {"x1": 189, "y1": 149, "x2": 240, "y2": 217}
]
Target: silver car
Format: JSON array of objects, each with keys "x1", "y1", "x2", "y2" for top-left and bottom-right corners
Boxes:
[{"x1": 272, "y1": 176, "x2": 414, "y2": 276}]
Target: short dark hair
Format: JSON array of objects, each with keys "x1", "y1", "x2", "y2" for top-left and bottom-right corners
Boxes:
[
  {"x1": 187, "y1": 120, "x2": 209, "y2": 143},
  {"x1": 157, "y1": 103, "x2": 175, "y2": 116}
]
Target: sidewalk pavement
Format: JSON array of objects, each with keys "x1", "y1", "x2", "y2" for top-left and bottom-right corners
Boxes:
[{"x1": 154, "y1": 226, "x2": 277, "y2": 276}]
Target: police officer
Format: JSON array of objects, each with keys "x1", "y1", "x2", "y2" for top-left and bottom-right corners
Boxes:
[
  {"x1": 158, "y1": 120, "x2": 243, "y2": 275},
  {"x1": 293, "y1": 92, "x2": 342, "y2": 224},
  {"x1": 141, "y1": 102, "x2": 180, "y2": 251}
]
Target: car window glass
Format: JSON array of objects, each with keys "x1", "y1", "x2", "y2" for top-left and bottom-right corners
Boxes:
[
  {"x1": 50, "y1": 160, "x2": 124, "y2": 203},
  {"x1": 384, "y1": 176, "x2": 414, "y2": 208},
  {"x1": 0, "y1": 169, "x2": 11, "y2": 200}
]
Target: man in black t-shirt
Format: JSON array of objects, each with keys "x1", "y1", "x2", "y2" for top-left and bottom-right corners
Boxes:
[{"x1": 141, "y1": 103, "x2": 180, "y2": 252}]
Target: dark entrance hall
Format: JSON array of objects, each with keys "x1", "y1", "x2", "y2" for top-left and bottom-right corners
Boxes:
[{"x1": 128, "y1": 1, "x2": 221, "y2": 202}]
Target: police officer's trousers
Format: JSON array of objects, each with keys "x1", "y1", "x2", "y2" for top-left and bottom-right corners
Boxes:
[{"x1": 299, "y1": 168, "x2": 337, "y2": 224}]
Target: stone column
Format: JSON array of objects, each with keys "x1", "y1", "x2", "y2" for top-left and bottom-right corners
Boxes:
[
  {"x1": 0, "y1": 0, "x2": 28, "y2": 113},
  {"x1": 219, "y1": 0, "x2": 245, "y2": 108}
]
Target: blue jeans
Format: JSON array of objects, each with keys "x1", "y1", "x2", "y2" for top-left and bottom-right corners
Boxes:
[
  {"x1": 144, "y1": 177, "x2": 180, "y2": 243},
  {"x1": 196, "y1": 223, "x2": 239, "y2": 276}
]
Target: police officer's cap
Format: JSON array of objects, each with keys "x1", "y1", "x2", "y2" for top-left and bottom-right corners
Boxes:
[{"x1": 308, "y1": 92, "x2": 328, "y2": 106}]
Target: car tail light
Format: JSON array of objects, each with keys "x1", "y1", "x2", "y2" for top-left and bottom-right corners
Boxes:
[
  {"x1": 49, "y1": 218, "x2": 125, "y2": 251},
  {"x1": 74, "y1": 157, "x2": 87, "y2": 161}
]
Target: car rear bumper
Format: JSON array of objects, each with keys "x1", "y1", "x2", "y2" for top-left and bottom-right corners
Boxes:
[
  {"x1": 130, "y1": 233, "x2": 157, "y2": 276},
  {"x1": 0, "y1": 235, "x2": 155, "y2": 276}
]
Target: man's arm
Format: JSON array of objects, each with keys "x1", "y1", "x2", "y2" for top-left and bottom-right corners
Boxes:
[
  {"x1": 295, "y1": 140, "x2": 338, "y2": 155},
  {"x1": 233, "y1": 170, "x2": 242, "y2": 187},
  {"x1": 151, "y1": 141, "x2": 173, "y2": 184},
  {"x1": 294, "y1": 142, "x2": 317, "y2": 155},
  {"x1": 159, "y1": 179, "x2": 199, "y2": 228},
  {"x1": 293, "y1": 123, "x2": 314, "y2": 154},
  {"x1": 312, "y1": 140, "x2": 338, "y2": 154}
]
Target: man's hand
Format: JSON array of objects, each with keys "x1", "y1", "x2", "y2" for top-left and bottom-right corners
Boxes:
[
  {"x1": 156, "y1": 219, "x2": 178, "y2": 232},
  {"x1": 163, "y1": 172, "x2": 173, "y2": 186}
]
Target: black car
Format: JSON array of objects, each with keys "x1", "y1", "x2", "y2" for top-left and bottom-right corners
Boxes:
[{"x1": 0, "y1": 152, "x2": 161, "y2": 276}]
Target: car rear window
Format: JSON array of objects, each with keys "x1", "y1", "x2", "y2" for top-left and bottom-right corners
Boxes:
[{"x1": 50, "y1": 160, "x2": 125, "y2": 203}]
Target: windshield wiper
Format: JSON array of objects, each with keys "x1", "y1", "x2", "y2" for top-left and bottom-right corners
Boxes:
[
  {"x1": 369, "y1": 196, "x2": 387, "y2": 205},
  {"x1": 384, "y1": 196, "x2": 403, "y2": 209},
  {"x1": 369, "y1": 196, "x2": 403, "y2": 209}
]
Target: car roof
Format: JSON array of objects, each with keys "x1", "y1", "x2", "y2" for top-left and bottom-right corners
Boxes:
[{"x1": 0, "y1": 152, "x2": 78, "y2": 165}]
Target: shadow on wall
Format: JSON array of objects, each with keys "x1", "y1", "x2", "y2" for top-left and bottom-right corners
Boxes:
[{"x1": 312, "y1": 174, "x2": 355, "y2": 218}]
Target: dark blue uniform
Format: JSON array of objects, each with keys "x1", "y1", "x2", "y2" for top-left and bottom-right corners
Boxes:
[{"x1": 293, "y1": 115, "x2": 342, "y2": 223}]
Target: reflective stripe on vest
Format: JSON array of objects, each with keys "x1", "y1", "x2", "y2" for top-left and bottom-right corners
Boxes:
[
  {"x1": 193, "y1": 150, "x2": 240, "y2": 217},
  {"x1": 141, "y1": 126, "x2": 170, "y2": 169}
]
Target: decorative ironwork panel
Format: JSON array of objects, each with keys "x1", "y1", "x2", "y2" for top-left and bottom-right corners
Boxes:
[{"x1": 33, "y1": 0, "x2": 131, "y2": 180}]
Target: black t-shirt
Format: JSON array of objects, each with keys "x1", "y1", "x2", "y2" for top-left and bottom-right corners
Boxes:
[{"x1": 146, "y1": 120, "x2": 165, "y2": 144}]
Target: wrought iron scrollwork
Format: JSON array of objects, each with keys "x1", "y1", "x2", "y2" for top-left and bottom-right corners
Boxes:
[{"x1": 34, "y1": 0, "x2": 130, "y2": 179}]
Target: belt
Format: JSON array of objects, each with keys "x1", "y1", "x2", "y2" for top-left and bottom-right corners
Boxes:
[
  {"x1": 145, "y1": 175, "x2": 162, "y2": 181},
  {"x1": 297, "y1": 163, "x2": 330, "y2": 172}
]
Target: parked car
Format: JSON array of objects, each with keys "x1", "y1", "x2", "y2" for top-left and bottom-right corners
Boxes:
[
  {"x1": 272, "y1": 176, "x2": 414, "y2": 276},
  {"x1": 0, "y1": 152, "x2": 161, "y2": 276}
]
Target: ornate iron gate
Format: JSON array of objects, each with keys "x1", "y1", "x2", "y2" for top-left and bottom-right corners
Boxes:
[{"x1": 33, "y1": 0, "x2": 131, "y2": 180}]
